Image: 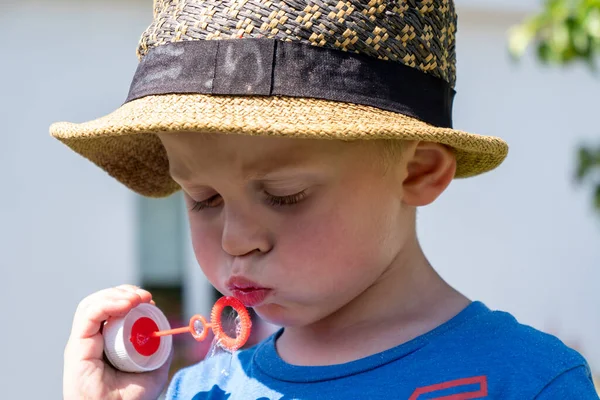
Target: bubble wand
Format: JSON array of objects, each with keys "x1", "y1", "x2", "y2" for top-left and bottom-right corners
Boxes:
[{"x1": 103, "y1": 296, "x2": 252, "y2": 373}]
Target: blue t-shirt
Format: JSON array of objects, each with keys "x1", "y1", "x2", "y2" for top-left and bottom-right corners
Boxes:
[{"x1": 165, "y1": 301, "x2": 599, "y2": 399}]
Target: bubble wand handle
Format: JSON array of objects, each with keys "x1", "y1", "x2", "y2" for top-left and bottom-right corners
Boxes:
[
  {"x1": 148, "y1": 296, "x2": 252, "y2": 351},
  {"x1": 150, "y1": 326, "x2": 194, "y2": 337}
]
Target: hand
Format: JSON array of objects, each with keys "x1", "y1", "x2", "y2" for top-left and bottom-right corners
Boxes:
[{"x1": 63, "y1": 285, "x2": 173, "y2": 400}]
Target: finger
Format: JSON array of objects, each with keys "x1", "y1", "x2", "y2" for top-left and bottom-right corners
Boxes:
[
  {"x1": 75, "y1": 287, "x2": 140, "y2": 314},
  {"x1": 71, "y1": 290, "x2": 143, "y2": 340},
  {"x1": 74, "y1": 285, "x2": 151, "y2": 324},
  {"x1": 114, "y1": 284, "x2": 153, "y2": 304}
]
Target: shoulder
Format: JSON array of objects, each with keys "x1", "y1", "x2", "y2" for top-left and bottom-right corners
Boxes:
[
  {"x1": 434, "y1": 302, "x2": 597, "y2": 397},
  {"x1": 458, "y1": 306, "x2": 586, "y2": 368},
  {"x1": 534, "y1": 365, "x2": 599, "y2": 399}
]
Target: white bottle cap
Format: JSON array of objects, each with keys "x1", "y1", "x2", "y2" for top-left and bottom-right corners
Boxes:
[{"x1": 103, "y1": 303, "x2": 173, "y2": 373}]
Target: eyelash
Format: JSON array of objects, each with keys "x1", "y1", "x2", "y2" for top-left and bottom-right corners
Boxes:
[
  {"x1": 190, "y1": 191, "x2": 307, "y2": 212},
  {"x1": 265, "y1": 191, "x2": 307, "y2": 207}
]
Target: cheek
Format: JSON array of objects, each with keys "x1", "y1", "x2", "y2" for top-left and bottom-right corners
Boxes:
[
  {"x1": 188, "y1": 214, "x2": 224, "y2": 287},
  {"x1": 275, "y1": 187, "x2": 401, "y2": 290}
]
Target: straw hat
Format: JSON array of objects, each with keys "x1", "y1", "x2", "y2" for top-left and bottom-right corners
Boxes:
[{"x1": 50, "y1": 0, "x2": 508, "y2": 198}]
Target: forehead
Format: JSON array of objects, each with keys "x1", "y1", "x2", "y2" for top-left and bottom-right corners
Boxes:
[{"x1": 157, "y1": 132, "x2": 357, "y2": 181}]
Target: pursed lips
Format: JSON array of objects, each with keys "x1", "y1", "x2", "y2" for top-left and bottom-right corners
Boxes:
[{"x1": 226, "y1": 276, "x2": 272, "y2": 307}]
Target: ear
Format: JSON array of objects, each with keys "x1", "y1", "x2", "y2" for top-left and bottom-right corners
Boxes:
[{"x1": 402, "y1": 142, "x2": 456, "y2": 207}]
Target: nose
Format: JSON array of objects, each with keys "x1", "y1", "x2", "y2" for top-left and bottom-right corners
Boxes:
[{"x1": 221, "y1": 203, "x2": 272, "y2": 257}]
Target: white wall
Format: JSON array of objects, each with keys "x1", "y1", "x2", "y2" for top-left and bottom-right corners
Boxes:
[
  {"x1": 0, "y1": 1, "x2": 150, "y2": 398},
  {"x1": 418, "y1": 5, "x2": 600, "y2": 371}
]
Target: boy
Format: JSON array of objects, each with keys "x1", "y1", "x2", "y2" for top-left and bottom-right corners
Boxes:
[{"x1": 53, "y1": 0, "x2": 599, "y2": 399}]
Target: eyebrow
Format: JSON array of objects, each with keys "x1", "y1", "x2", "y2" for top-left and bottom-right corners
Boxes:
[
  {"x1": 245, "y1": 167, "x2": 325, "y2": 183},
  {"x1": 168, "y1": 156, "x2": 321, "y2": 185},
  {"x1": 168, "y1": 163, "x2": 194, "y2": 184},
  {"x1": 239, "y1": 151, "x2": 313, "y2": 175}
]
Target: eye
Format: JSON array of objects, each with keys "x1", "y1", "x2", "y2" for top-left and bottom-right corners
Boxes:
[
  {"x1": 190, "y1": 194, "x2": 223, "y2": 211},
  {"x1": 265, "y1": 190, "x2": 307, "y2": 207}
]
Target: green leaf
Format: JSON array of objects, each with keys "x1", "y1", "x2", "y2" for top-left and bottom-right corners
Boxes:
[
  {"x1": 537, "y1": 41, "x2": 553, "y2": 62},
  {"x1": 551, "y1": 21, "x2": 571, "y2": 52},
  {"x1": 548, "y1": 0, "x2": 570, "y2": 19},
  {"x1": 508, "y1": 18, "x2": 543, "y2": 59},
  {"x1": 584, "y1": 8, "x2": 600, "y2": 38},
  {"x1": 508, "y1": 25, "x2": 536, "y2": 59},
  {"x1": 576, "y1": 145, "x2": 600, "y2": 181}
]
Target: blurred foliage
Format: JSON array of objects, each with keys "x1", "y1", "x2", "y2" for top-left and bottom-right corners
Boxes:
[
  {"x1": 577, "y1": 146, "x2": 600, "y2": 210},
  {"x1": 508, "y1": 0, "x2": 600, "y2": 67},
  {"x1": 508, "y1": 0, "x2": 600, "y2": 214}
]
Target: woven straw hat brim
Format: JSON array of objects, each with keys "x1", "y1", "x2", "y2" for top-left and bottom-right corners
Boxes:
[{"x1": 50, "y1": 93, "x2": 508, "y2": 198}]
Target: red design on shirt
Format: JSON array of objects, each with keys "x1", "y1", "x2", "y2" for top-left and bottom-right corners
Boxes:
[{"x1": 409, "y1": 375, "x2": 488, "y2": 399}]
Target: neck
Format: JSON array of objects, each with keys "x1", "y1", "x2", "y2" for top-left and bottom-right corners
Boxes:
[{"x1": 275, "y1": 236, "x2": 470, "y2": 366}]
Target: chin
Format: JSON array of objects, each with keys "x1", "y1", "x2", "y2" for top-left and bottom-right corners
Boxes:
[{"x1": 253, "y1": 303, "x2": 310, "y2": 328}]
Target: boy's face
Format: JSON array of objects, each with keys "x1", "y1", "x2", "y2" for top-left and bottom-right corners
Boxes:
[{"x1": 158, "y1": 132, "x2": 417, "y2": 327}]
